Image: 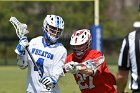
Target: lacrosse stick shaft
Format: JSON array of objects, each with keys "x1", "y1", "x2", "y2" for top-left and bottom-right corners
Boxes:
[
  {"x1": 26, "y1": 46, "x2": 52, "y2": 90},
  {"x1": 25, "y1": 46, "x2": 43, "y2": 77}
]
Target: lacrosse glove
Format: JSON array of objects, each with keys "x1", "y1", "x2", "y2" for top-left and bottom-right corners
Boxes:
[
  {"x1": 40, "y1": 76, "x2": 57, "y2": 91},
  {"x1": 65, "y1": 61, "x2": 79, "y2": 74},
  {"x1": 83, "y1": 60, "x2": 99, "y2": 75},
  {"x1": 15, "y1": 36, "x2": 29, "y2": 55}
]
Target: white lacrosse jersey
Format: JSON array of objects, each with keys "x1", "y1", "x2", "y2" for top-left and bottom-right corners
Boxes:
[{"x1": 22, "y1": 36, "x2": 67, "y2": 93}]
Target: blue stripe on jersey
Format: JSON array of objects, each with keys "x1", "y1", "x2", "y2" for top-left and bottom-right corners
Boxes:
[{"x1": 32, "y1": 48, "x2": 54, "y2": 60}]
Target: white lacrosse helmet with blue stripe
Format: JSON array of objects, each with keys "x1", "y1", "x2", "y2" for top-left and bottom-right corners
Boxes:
[{"x1": 43, "y1": 15, "x2": 64, "y2": 43}]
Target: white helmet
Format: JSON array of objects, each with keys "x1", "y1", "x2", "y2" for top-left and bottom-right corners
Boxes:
[
  {"x1": 70, "y1": 29, "x2": 91, "y2": 59},
  {"x1": 43, "y1": 15, "x2": 64, "y2": 43}
]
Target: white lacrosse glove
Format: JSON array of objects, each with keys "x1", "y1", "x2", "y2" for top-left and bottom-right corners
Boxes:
[
  {"x1": 65, "y1": 61, "x2": 79, "y2": 74},
  {"x1": 83, "y1": 60, "x2": 101, "y2": 75},
  {"x1": 83, "y1": 60, "x2": 96, "y2": 70},
  {"x1": 15, "y1": 36, "x2": 29, "y2": 55},
  {"x1": 40, "y1": 76, "x2": 57, "y2": 91}
]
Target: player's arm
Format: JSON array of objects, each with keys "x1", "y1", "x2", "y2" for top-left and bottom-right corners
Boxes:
[
  {"x1": 116, "y1": 69, "x2": 129, "y2": 93},
  {"x1": 64, "y1": 61, "x2": 95, "y2": 75},
  {"x1": 40, "y1": 48, "x2": 67, "y2": 89},
  {"x1": 54, "y1": 51, "x2": 67, "y2": 83},
  {"x1": 64, "y1": 55, "x2": 105, "y2": 76},
  {"x1": 9, "y1": 17, "x2": 29, "y2": 69},
  {"x1": 77, "y1": 64, "x2": 94, "y2": 75},
  {"x1": 79, "y1": 54, "x2": 105, "y2": 76},
  {"x1": 52, "y1": 51, "x2": 67, "y2": 81},
  {"x1": 17, "y1": 53, "x2": 28, "y2": 69},
  {"x1": 117, "y1": 37, "x2": 130, "y2": 93},
  {"x1": 64, "y1": 54, "x2": 80, "y2": 74},
  {"x1": 15, "y1": 36, "x2": 29, "y2": 69}
]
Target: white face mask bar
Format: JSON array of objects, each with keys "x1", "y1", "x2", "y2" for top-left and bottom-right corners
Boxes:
[
  {"x1": 72, "y1": 41, "x2": 90, "y2": 53},
  {"x1": 46, "y1": 25, "x2": 63, "y2": 40}
]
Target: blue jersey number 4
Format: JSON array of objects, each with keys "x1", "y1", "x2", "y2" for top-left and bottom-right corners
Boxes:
[{"x1": 34, "y1": 58, "x2": 44, "y2": 75}]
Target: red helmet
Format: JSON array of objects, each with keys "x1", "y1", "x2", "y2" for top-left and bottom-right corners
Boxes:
[{"x1": 70, "y1": 29, "x2": 91, "y2": 59}]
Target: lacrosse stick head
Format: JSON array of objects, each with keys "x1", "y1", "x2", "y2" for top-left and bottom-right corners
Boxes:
[
  {"x1": 9, "y1": 17, "x2": 29, "y2": 38},
  {"x1": 42, "y1": 15, "x2": 64, "y2": 43},
  {"x1": 70, "y1": 29, "x2": 91, "y2": 59}
]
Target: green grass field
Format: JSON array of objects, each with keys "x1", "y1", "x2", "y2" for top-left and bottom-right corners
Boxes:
[{"x1": 0, "y1": 65, "x2": 131, "y2": 93}]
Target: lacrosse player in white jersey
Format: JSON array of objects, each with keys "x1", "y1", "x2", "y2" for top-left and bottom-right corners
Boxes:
[{"x1": 15, "y1": 15, "x2": 67, "y2": 93}]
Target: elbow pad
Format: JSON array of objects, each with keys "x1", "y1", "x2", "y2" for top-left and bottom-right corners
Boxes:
[{"x1": 17, "y1": 55, "x2": 28, "y2": 69}]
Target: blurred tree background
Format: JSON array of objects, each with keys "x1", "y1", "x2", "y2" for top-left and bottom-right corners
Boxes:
[{"x1": 0, "y1": 0, "x2": 140, "y2": 65}]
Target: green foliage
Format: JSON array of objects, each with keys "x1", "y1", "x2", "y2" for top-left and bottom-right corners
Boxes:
[
  {"x1": 0, "y1": 1, "x2": 139, "y2": 39},
  {"x1": 0, "y1": 1, "x2": 94, "y2": 38},
  {"x1": 0, "y1": 1, "x2": 95, "y2": 58},
  {"x1": 0, "y1": 1, "x2": 140, "y2": 62}
]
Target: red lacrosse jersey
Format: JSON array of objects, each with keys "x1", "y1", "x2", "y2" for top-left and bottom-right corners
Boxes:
[{"x1": 65, "y1": 50, "x2": 116, "y2": 93}]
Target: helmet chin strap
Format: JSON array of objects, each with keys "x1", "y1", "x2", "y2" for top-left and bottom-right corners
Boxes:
[
  {"x1": 74, "y1": 51, "x2": 85, "y2": 59},
  {"x1": 76, "y1": 51, "x2": 84, "y2": 56}
]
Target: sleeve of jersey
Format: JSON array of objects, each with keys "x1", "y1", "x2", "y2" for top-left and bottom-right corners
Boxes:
[
  {"x1": 65, "y1": 54, "x2": 72, "y2": 64},
  {"x1": 97, "y1": 59, "x2": 107, "y2": 75},
  {"x1": 51, "y1": 48, "x2": 67, "y2": 82},
  {"x1": 17, "y1": 46, "x2": 29, "y2": 69},
  {"x1": 16, "y1": 38, "x2": 34, "y2": 69},
  {"x1": 17, "y1": 51, "x2": 28, "y2": 69},
  {"x1": 91, "y1": 51, "x2": 107, "y2": 75},
  {"x1": 63, "y1": 54, "x2": 73, "y2": 73},
  {"x1": 118, "y1": 37, "x2": 130, "y2": 70}
]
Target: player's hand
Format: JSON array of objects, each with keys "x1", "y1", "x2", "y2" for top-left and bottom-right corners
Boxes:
[
  {"x1": 64, "y1": 61, "x2": 79, "y2": 74},
  {"x1": 83, "y1": 60, "x2": 96, "y2": 70},
  {"x1": 15, "y1": 36, "x2": 29, "y2": 55},
  {"x1": 40, "y1": 76, "x2": 57, "y2": 86},
  {"x1": 39, "y1": 76, "x2": 57, "y2": 91},
  {"x1": 81, "y1": 60, "x2": 99, "y2": 75}
]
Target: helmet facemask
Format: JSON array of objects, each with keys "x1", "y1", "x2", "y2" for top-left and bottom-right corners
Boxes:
[
  {"x1": 72, "y1": 40, "x2": 91, "y2": 59},
  {"x1": 43, "y1": 15, "x2": 64, "y2": 44},
  {"x1": 44, "y1": 24, "x2": 63, "y2": 41},
  {"x1": 70, "y1": 29, "x2": 92, "y2": 59}
]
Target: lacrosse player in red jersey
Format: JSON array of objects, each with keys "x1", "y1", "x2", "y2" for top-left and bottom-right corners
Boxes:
[{"x1": 64, "y1": 29, "x2": 116, "y2": 93}]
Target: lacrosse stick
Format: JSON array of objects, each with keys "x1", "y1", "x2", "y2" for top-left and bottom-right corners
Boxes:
[
  {"x1": 9, "y1": 17, "x2": 43, "y2": 77},
  {"x1": 9, "y1": 17, "x2": 54, "y2": 91}
]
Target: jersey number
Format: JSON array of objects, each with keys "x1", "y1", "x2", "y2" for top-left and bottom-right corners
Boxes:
[
  {"x1": 34, "y1": 58, "x2": 44, "y2": 75},
  {"x1": 76, "y1": 73, "x2": 95, "y2": 90}
]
